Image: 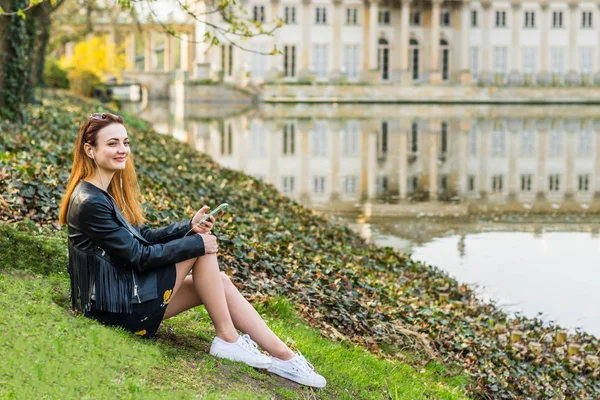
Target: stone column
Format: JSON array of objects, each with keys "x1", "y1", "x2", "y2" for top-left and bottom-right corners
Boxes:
[
  {"x1": 164, "y1": 33, "x2": 172, "y2": 72},
  {"x1": 595, "y1": 126, "x2": 600, "y2": 198},
  {"x1": 597, "y1": 4, "x2": 600, "y2": 79},
  {"x1": 65, "y1": 42, "x2": 75, "y2": 64},
  {"x1": 363, "y1": 0, "x2": 371, "y2": 70},
  {"x1": 479, "y1": 121, "x2": 491, "y2": 198},
  {"x1": 144, "y1": 30, "x2": 152, "y2": 72},
  {"x1": 331, "y1": 0, "x2": 343, "y2": 79},
  {"x1": 126, "y1": 32, "x2": 135, "y2": 71},
  {"x1": 299, "y1": 120, "x2": 311, "y2": 203},
  {"x1": 271, "y1": 0, "x2": 282, "y2": 74},
  {"x1": 301, "y1": 0, "x2": 312, "y2": 73},
  {"x1": 429, "y1": 0, "x2": 442, "y2": 83},
  {"x1": 540, "y1": 2, "x2": 550, "y2": 75},
  {"x1": 568, "y1": 2, "x2": 577, "y2": 72},
  {"x1": 106, "y1": 29, "x2": 116, "y2": 67},
  {"x1": 187, "y1": 31, "x2": 194, "y2": 72},
  {"x1": 480, "y1": 1, "x2": 492, "y2": 79},
  {"x1": 193, "y1": 1, "x2": 213, "y2": 79},
  {"x1": 458, "y1": 0, "x2": 472, "y2": 83},
  {"x1": 180, "y1": 33, "x2": 189, "y2": 71},
  {"x1": 565, "y1": 122, "x2": 577, "y2": 198},
  {"x1": 507, "y1": 122, "x2": 521, "y2": 198},
  {"x1": 369, "y1": 0, "x2": 379, "y2": 70},
  {"x1": 399, "y1": 0, "x2": 410, "y2": 82},
  {"x1": 509, "y1": 2, "x2": 521, "y2": 77}
]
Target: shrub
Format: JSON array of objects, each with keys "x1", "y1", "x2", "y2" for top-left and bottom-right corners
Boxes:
[
  {"x1": 66, "y1": 69, "x2": 102, "y2": 97},
  {"x1": 43, "y1": 57, "x2": 69, "y2": 89}
]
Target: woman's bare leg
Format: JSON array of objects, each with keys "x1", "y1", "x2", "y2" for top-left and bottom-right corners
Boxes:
[
  {"x1": 165, "y1": 254, "x2": 294, "y2": 359},
  {"x1": 221, "y1": 272, "x2": 295, "y2": 360},
  {"x1": 165, "y1": 256, "x2": 238, "y2": 342}
]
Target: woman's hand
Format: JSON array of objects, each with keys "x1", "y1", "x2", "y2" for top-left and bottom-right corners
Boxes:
[
  {"x1": 200, "y1": 233, "x2": 219, "y2": 254},
  {"x1": 191, "y1": 205, "x2": 215, "y2": 234}
]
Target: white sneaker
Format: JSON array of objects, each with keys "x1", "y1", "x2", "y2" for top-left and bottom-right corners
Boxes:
[
  {"x1": 209, "y1": 334, "x2": 272, "y2": 369},
  {"x1": 268, "y1": 353, "x2": 327, "y2": 388}
]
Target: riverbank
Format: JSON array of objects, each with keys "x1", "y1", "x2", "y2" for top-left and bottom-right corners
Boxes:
[{"x1": 1, "y1": 89, "x2": 598, "y2": 398}]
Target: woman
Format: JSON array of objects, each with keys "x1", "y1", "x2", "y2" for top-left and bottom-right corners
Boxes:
[{"x1": 58, "y1": 113, "x2": 326, "y2": 388}]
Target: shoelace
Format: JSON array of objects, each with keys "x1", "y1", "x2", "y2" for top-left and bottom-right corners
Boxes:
[
  {"x1": 291, "y1": 352, "x2": 316, "y2": 374},
  {"x1": 239, "y1": 334, "x2": 262, "y2": 355}
]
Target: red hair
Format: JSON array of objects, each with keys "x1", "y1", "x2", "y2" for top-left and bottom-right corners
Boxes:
[{"x1": 58, "y1": 113, "x2": 145, "y2": 226}]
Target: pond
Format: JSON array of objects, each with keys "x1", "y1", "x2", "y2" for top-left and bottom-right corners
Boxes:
[{"x1": 123, "y1": 100, "x2": 600, "y2": 336}]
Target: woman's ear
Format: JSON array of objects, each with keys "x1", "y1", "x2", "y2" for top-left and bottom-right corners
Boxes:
[{"x1": 83, "y1": 143, "x2": 94, "y2": 159}]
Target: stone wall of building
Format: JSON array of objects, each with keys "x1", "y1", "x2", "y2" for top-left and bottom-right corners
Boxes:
[
  {"x1": 124, "y1": 71, "x2": 171, "y2": 100},
  {"x1": 261, "y1": 84, "x2": 600, "y2": 104}
]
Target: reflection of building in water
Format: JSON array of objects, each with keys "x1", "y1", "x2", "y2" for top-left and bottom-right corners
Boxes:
[{"x1": 183, "y1": 112, "x2": 600, "y2": 208}]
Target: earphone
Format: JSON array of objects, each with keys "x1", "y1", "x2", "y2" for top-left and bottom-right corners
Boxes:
[{"x1": 90, "y1": 150, "x2": 94, "y2": 158}]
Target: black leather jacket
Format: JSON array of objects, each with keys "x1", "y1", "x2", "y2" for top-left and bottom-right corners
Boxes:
[{"x1": 67, "y1": 180, "x2": 205, "y2": 314}]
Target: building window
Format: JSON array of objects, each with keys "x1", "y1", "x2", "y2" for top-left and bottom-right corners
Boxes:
[
  {"x1": 470, "y1": 46, "x2": 479, "y2": 80},
  {"x1": 343, "y1": 121, "x2": 359, "y2": 157},
  {"x1": 548, "y1": 174, "x2": 560, "y2": 192},
  {"x1": 284, "y1": 6, "x2": 296, "y2": 24},
  {"x1": 440, "y1": 175, "x2": 448, "y2": 192},
  {"x1": 313, "y1": 176, "x2": 326, "y2": 194},
  {"x1": 520, "y1": 130, "x2": 535, "y2": 156},
  {"x1": 409, "y1": 38, "x2": 419, "y2": 81},
  {"x1": 410, "y1": 10, "x2": 421, "y2": 26},
  {"x1": 283, "y1": 45, "x2": 296, "y2": 78},
  {"x1": 495, "y1": 10, "x2": 507, "y2": 27},
  {"x1": 221, "y1": 44, "x2": 233, "y2": 77},
  {"x1": 377, "y1": 37, "x2": 390, "y2": 81},
  {"x1": 250, "y1": 121, "x2": 266, "y2": 158},
  {"x1": 311, "y1": 121, "x2": 327, "y2": 156},
  {"x1": 220, "y1": 123, "x2": 233, "y2": 155},
  {"x1": 582, "y1": 11, "x2": 593, "y2": 28},
  {"x1": 315, "y1": 7, "x2": 327, "y2": 24},
  {"x1": 522, "y1": 47, "x2": 537, "y2": 75},
  {"x1": 440, "y1": 39, "x2": 449, "y2": 81},
  {"x1": 549, "y1": 130, "x2": 562, "y2": 156},
  {"x1": 578, "y1": 174, "x2": 590, "y2": 191},
  {"x1": 440, "y1": 122, "x2": 448, "y2": 155},
  {"x1": 411, "y1": 122, "x2": 418, "y2": 153},
  {"x1": 282, "y1": 176, "x2": 295, "y2": 193},
  {"x1": 379, "y1": 8, "x2": 391, "y2": 25},
  {"x1": 578, "y1": 129, "x2": 592, "y2": 156},
  {"x1": 550, "y1": 47, "x2": 565, "y2": 76},
  {"x1": 493, "y1": 46, "x2": 508, "y2": 75},
  {"x1": 524, "y1": 11, "x2": 535, "y2": 28},
  {"x1": 580, "y1": 47, "x2": 594, "y2": 75},
  {"x1": 282, "y1": 122, "x2": 295, "y2": 155},
  {"x1": 343, "y1": 176, "x2": 357, "y2": 194},
  {"x1": 492, "y1": 175, "x2": 504, "y2": 192},
  {"x1": 521, "y1": 174, "x2": 533, "y2": 192},
  {"x1": 471, "y1": 9, "x2": 478, "y2": 27},
  {"x1": 553, "y1": 11, "x2": 563, "y2": 28},
  {"x1": 469, "y1": 125, "x2": 477, "y2": 155},
  {"x1": 253, "y1": 5, "x2": 265, "y2": 22},
  {"x1": 346, "y1": 7, "x2": 358, "y2": 25},
  {"x1": 409, "y1": 176, "x2": 419, "y2": 192},
  {"x1": 468, "y1": 175, "x2": 475, "y2": 191},
  {"x1": 313, "y1": 44, "x2": 328, "y2": 79},
  {"x1": 377, "y1": 121, "x2": 388, "y2": 159},
  {"x1": 343, "y1": 44, "x2": 360, "y2": 80},
  {"x1": 492, "y1": 129, "x2": 506, "y2": 156},
  {"x1": 251, "y1": 43, "x2": 267, "y2": 78},
  {"x1": 376, "y1": 176, "x2": 388, "y2": 193},
  {"x1": 441, "y1": 9, "x2": 451, "y2": 26}
]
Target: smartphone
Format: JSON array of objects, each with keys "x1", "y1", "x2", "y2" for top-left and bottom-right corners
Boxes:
[{"x1": 196, "y1": 203, "x2": 229, "y2": 225}]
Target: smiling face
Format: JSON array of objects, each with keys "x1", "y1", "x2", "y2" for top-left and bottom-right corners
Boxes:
[{"x1": 86, "y1": 123, "x2": 130, "y2": 172}]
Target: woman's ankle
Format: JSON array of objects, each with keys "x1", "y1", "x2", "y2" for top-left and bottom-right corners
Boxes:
[
  {"x1": 273, "y1": 347, "x2": 295, "y2": 361},
  {"x1": 216, "y1": 331, "x2": 239, "y2": 343}
]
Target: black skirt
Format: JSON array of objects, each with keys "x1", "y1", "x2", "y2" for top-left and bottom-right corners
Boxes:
[{"x1": 87, "y1": 265, "x2": 177, "y2": 339}]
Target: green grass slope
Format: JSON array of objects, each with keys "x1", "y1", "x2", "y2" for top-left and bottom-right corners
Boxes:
[{"x1": 1, "y1": 89, "x2": 599, "y2": 398}]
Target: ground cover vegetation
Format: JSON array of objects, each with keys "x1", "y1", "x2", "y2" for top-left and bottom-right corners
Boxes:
[
  {"x1": 1, "y1": 90, "x2": 599, "y2": 398},
  {"x1": 0, "y1": 224, "x2": 467, "y2": 399}
]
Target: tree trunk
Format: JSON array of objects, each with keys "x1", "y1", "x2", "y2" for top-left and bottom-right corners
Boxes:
[
  {"x1": 0, "y1": 0, "x2": 28, "y2": 121},
  {"x1": 24, "y1": 6, "x2": 39, "y2": 103},
  {"x1": 34, "y1": 3, "x2": 52, "y2": 88}
]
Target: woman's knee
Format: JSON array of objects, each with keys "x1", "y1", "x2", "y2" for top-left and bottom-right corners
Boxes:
[{"x1": 220, "y1": 272, "x2": 233, "y2": 290}]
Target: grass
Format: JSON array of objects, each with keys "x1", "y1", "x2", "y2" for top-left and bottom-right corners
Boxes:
[{"x1": 0, "y1": 223, "x2": 469, "y2": 399}]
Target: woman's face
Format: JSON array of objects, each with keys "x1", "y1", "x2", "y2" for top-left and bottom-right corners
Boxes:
[{"x1": 90, "y1": 123, "x2": 130, "y2": 172}]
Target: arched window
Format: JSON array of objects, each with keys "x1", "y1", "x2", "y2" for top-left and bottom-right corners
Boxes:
[
  {"x1": 377, "y1": 37, "x2": 390, "y2": 80},
  {"x1": 409, "y1": 38, "x2": 420, "y2": 81}
]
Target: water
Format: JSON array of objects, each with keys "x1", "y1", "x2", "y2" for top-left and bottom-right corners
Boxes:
[{"x1": 123, "y1": 100, "x2": 600, "y2": 336}]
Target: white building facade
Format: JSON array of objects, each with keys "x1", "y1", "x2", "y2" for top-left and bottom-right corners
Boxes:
[{"x1": 206, "y1": 0, "x2": 600, "y2": 85}]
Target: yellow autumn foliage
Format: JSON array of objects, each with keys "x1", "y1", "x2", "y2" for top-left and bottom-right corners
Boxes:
[{"x1": 60, "y1": 35, "x2": 129, "y2": 82}]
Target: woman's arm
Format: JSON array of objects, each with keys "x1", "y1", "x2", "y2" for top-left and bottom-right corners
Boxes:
[
  {"x1": 78, "y1": 198, "x2": 205, "y2": 272},
  {"x1": 138, "y1": 220, "x2": 193, "y2": 244}
]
